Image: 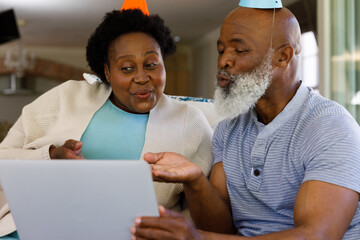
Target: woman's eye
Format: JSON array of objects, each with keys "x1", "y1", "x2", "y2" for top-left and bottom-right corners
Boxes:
[
  {"x1": 218, "y1": 50, "x2": 224, "y2": 55},
  {"x1": 121, "y1": 66, "x2": 133, "y2": 73},
  {"x1": 145, "y1": 63, "x2": 158, "y2": 69}
]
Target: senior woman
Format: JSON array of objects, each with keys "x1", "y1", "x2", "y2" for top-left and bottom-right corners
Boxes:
[{"x1": 0, "y1": 9, "x2": 213, "y2": 239}]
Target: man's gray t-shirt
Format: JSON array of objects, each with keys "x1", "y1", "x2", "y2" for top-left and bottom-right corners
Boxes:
[{"x1": 213, "y1": 83, "x2": 360, "y2": 238}]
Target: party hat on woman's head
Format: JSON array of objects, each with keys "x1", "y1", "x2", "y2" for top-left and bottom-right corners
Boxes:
[
  {"x1": 120, "y1": 0, "x2": 150, "y2": 15},
  {"x1": 238, "y1": 0, "x2": 282, "y2": 9}
]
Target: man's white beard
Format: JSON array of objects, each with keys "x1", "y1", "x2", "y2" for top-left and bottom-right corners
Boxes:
[{"x1": 214, "y1": 50, "x2": 274, "y2": 120}]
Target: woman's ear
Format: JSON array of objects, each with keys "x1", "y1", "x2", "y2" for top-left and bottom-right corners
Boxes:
[
  {"x1": 104, "y1": 64, "x2": 110, "y2": 83},
  {"x1": 276, "y1": 45, "x2": 294, "y2": 67}
]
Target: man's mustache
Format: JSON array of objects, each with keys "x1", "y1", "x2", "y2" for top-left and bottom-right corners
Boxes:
[
  {"x1": 218, "y1": 69, "x2": 232, "y2": 79},
  {"x1": 217, "y1": 69, "x2": 239, "y2": 82}
]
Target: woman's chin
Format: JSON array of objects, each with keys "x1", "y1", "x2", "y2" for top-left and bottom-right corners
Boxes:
[
  {"x1": 130, "y1": 93, "x2": 160, "y2": 113},
  {"x1": 131, "y1": 101, "x2": 156, "y2": 114}
]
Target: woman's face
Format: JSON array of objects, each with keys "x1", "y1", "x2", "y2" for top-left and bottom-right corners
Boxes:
[{"x1": 105, "y1": 32, "x2": 166, "y2": 114}]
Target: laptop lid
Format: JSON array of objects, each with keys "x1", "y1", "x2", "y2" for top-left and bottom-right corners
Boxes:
[{"x1": 0, "y1": 160, "x2": 158, "y2": 240}]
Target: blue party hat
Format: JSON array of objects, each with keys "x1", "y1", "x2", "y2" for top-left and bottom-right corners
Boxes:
[{"x1": 238, "y1": 0, "x2": 283, "y2": 9}]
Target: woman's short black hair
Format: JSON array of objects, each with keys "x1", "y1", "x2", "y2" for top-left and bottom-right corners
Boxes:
[{"x1": 86, "y1": 9, "x2": 176, "y2": 83}]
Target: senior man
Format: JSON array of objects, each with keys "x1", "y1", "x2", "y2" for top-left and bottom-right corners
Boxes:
[{"x1": 131, "y1": 1, "x2": 360, "y2": 239}]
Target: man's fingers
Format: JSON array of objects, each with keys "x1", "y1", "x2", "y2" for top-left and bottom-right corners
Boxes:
[
  {"x1": 133, "y1": 216, "x2": 194, "y2": 239},
  {"x1": 158, "y1": 205, "x2": 168, "y2": 217},
  {"x1": 150, "y1": 164, "x2": 178, "y2": 171},
  {"x1": 151, "y1": 170, "x2": 183, "y2": 182},
  {"x1": 132, "y1": 226, "x2": 173, "y2": 240},
  {"x1": 131, "y1": 235, "x2": 145, "y2": 240},
  {"x1": 143, "y1": 152, "x2": 165, "y2": 164},
  {"x1": 158, "y1": 205, "x2": 183, "y2": 218},
  {"x1": 135, "y1": 216, "x2": 178, "y2": 231}
]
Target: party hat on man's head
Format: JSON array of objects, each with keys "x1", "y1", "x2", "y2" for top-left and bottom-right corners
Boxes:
[
  {"x1": 120, "y1": 0, "x2": 150, "y2": 15},
  {"x1": 238, "y1": 0, "x2": 282, "y2": 9}
]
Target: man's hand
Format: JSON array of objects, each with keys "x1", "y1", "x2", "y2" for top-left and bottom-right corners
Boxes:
[
  {"x1": 130, "y1": 205, "x2": 203, "y2": 240},
  {"x1": 49, "y1": 139, "x2": 84, "y2": 159},
  {"x1": 144, "y1": 152, "x2": 203, "y2": 184}
]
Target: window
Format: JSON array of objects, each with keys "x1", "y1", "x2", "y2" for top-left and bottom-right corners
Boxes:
[{"x1": 299, "y1": 31, "x2": 319, "y2": 90}]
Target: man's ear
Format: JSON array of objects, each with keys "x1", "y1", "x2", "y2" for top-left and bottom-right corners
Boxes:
[
  {"x1": 104, "y1": 64, "x2": 110, "y2": 83},
  {"x1": 276, "y1": 45, "x2": 294, "y2": 67}
]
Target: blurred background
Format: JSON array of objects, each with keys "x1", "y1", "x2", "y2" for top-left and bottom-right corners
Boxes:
[{"x1": 0, "y1": 0, "x2": 359, "y2": 130}]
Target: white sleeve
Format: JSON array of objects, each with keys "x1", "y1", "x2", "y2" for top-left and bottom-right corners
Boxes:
[{"x1": 0, "y1": 116, "x2": 52, "y2": 160}]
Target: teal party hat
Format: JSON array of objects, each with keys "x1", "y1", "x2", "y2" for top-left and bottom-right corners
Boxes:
[{"x1": 238, "y1": 0, "x2": 283, "y2": 9}]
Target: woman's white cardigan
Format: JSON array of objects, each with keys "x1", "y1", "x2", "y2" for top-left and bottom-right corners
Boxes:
[{"x1": 0, "y1": 80, "x2": 214, "y2": 236}]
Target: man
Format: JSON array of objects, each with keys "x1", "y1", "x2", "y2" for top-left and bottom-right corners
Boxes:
[{"x1": 131, "y1": 2, "x2": 360, "y2": 240}]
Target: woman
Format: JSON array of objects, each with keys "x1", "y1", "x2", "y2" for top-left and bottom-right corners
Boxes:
[{"x1": 0, "y1": 9, "x2": 213, "y2": 239}]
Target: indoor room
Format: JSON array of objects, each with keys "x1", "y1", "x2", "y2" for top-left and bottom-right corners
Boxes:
[{"x1": 0, "y1": 0, "x2": 359, "y2": 239}]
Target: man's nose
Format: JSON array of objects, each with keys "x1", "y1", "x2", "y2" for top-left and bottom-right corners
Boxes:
[{"x1": 218, "y1": 52, "x2": 234, "y2": 70}]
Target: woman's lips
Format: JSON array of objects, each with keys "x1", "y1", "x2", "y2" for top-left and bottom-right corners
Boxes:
[
  {"x1": 133, "y1": 89, "x2": 152, "y2": 100},
  {"x1": 217, "y1": 74, "x2": 231, "y2": 88}
]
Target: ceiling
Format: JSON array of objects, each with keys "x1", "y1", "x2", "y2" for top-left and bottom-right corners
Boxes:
[{"x1": 0, "y1": 0, "x2": 299, "y2": 47}]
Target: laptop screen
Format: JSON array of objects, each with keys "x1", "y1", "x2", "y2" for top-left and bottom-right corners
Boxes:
[{"x1": 0, "y1": 160, "x2": 158, "y2": 240}]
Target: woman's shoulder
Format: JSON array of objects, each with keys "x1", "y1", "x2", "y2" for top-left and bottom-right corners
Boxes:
[
  {"x1": 61, "y1": 80, "x2": 110, "y2": 96},
  {"x1": 163, "y1": 95, "x2": 222, "y2": 130},
  {"x1": 23, "y1": 80, "x2": 110, "y2": 114},
  {"x1": 41, "y1": 79, "x2": 109, "y2": 95},
  {"x1": 160, "y1": 95, "x2": 206, "y2": 120},
  {"x1": 27, "y1": 80, "x2": 93, "y2": 102}
]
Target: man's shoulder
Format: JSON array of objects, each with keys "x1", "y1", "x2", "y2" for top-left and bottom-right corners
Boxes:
[
  {"x1": 301, "y1": 91, "x2": 352, "y2": 120},
  {"x1": 297, "y1": 92, "x2": 360, "y2": 146},
  {"x1": 214, "y1": 111, "x2": 253, "y2": 137}
]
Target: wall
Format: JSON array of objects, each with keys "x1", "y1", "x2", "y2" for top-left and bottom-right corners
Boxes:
[
  {"x1": 0, "y1": 75, "x2": 60, "y2": 123},
  {"x1": 0, "y1": 43, "x2": 86, "y2": 123},
  {"x1": 0, "y1": 42, "x2": 88, "y2": 70},
  {"x1": 190, "y1": 27, "x2": 220, "y2": 99},
  {"x1": 163, "y1": 44, "x2": 194, "y2": 96}
]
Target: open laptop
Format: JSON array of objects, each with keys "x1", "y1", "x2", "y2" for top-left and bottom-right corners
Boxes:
[{"x1": 0, "y1": 160, "x2": 159, "y2": 240}]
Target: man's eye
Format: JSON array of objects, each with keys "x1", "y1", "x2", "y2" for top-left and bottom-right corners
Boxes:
[
  {"x1": 218, "y1": 50, "x2": 224, "y2": 55},
  {"x1": 235, "y1": 49, "x2": 246, "y2": 54},
  {"x1": 146, "y1": 63, "x2": 158, "y2": 69}
]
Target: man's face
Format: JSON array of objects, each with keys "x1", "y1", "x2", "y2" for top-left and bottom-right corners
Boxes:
[
  {"x1": 214, "y1": 8, "x2": 274, "y2": 119},
  {"x1": 214, "y1": 50, "x2": 273, "y2": 119}
]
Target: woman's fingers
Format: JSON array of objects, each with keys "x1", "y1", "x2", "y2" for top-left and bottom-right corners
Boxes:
[
  {"x1": 63, "y1": 139, "x2": 82, "y2": 151},
  {"x1": 50, "y1": 139, "x2": 84, "y2": 159}
]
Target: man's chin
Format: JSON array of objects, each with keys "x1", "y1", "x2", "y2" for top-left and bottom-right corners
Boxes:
[
  {"x1": 214, "y1": 88, "x2": 254, "y2": 120},
  {"x1": 213, "y1": 51, "x2": 273, "y2": 120}
]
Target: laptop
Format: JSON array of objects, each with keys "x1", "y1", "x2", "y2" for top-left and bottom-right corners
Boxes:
[{"x1": 0, "y1": 160, "x2": 159, "y2": 240}]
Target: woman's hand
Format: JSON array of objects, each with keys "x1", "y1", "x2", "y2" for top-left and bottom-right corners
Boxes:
[
  {"x1": 143, "y1": 152, "x2": 203, "y2": 184},
  {"x1": 131, "y1": 206, "x2": 202, "y2": 240},
  {"x1": 49, "y1": 139, "x2": 84, "y2": 160}
]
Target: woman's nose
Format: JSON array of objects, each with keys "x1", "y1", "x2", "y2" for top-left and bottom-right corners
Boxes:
[{"x1": 134, "y1": 70, "x2": 149, "y2": 84}]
